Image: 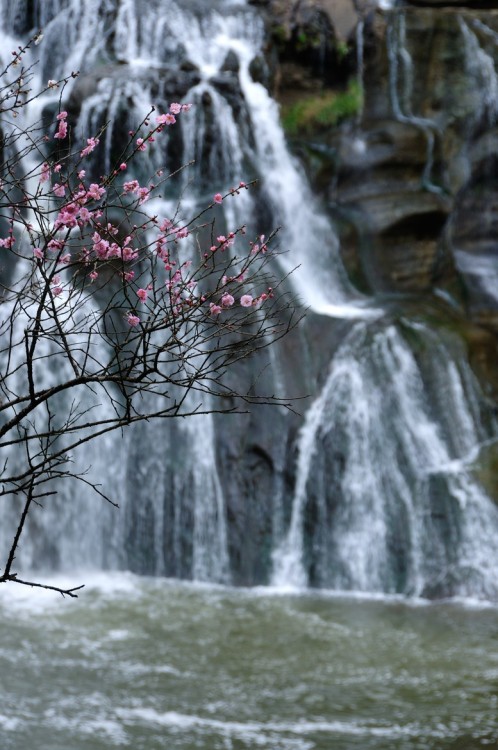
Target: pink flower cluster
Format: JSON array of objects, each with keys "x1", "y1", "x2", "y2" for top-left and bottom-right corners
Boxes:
[
  {"x1": 91, "y1": 231, "x2": 137, "y2": 262},
  {"x1": 54, "y1": 111, "x2": 68, "y2": 140},
  {"x1": 123, "y1": 180, "x2": 151, "y2": 204},
  {"x1": 208, "y1": 288, "x2": 272, "y2": 316},
  {"x1": 35, "y1": 101, "x2": 271, "y2": 332},
  {"x1": 210, "y1": 233, "x2": 235, "y2": 253},
  {"x1": 80, "y1": 137, "x2": 100, "y2": 157},
  {"x1": 251, "y1": 235, "x2": 268, "y2": 254},
  {"x1": 53, "y1": 181, "x2": 106, "y2": 231},
  {"x1": 40, "y1": 162, "x2": 50, "y2": 183},
  {"x1": 155, "y1": 102, "x2": 192, "y2": 130}
]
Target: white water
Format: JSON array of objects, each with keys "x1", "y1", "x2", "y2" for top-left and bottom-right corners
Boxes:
[
  {"x1": 0, "y1": 0, "x2": 497, "y2": 598},
  {"x1": 272, "y1": 322, "x2": 498, "y2": 598},
  {"x1": 0, "y1": 273, "x2": 123, "y2": 571}
]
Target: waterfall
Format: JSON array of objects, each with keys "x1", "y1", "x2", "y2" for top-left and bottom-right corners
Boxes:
[
  {"x1": 1, "y1": 0, "x2": 498, "y2": 599},
  {"x1": 272, "y1": 322, "x2": 498, "y2": 598},
  {"x1": 0, "y1": 271, "x2": 124, "y2": 571}
]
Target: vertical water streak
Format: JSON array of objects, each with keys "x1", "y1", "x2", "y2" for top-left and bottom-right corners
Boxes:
[
  {"x1": 183, "y1": 409, "x2": 230, "y2": 583},
  {"x1": 272, "y1": 322, "x2": 498, "y2": 597},
  {"x1": 459, "y1": 17, "x2": 498, "y2": 125},
  {"x1": 386, "y1": 10, "x2": 439, "y2": 192}
]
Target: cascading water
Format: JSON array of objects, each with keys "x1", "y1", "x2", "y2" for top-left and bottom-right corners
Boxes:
[
  {"x1": 1, "y1": 0, "x2": 498, "y2": 599},
  {"x1": 272, "y1": 321, "x2": 498, "y2": 598},
  {"x1": 0, "y1": 267, "x2": 124, "y2": 571}
]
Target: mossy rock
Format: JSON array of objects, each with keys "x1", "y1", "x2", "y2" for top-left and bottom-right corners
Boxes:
[{"x1": 281, "y1": 80, "x2": 362, "y2": 136}]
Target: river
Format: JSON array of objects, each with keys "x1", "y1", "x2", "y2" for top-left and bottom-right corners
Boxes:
[{"x1": 1, "y1": 574, "x2": 497, "y2": 749}]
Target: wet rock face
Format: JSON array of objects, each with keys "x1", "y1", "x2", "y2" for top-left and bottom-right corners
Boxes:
[
  {"x1": 249, "y1": 0, "x2": 362, "y2": 97},
  {"x1": 249, "y1": 0, "x2": 365, "y2": 41},
  {"x1": 273, "y1": 6, "x2": 498, "y2": 331}
]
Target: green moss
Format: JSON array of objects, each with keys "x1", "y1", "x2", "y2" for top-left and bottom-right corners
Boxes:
[
  {"x1": 336, "y1": 40, "x2": 350, "y2": 61},
  {"x1": 281, "y1": 80, "x2": 363, "y2": 136},
  {"x1": 296, "y1": 30, "x2": 321, "y2": 51}
]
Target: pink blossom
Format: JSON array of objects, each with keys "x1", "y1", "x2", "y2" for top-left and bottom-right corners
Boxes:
[
  {"x1": 92, "y1": 232, "x2": 110, "y2": 259},
  {"x1": 136, "y1": 288, "x2": 148, "y2": 302},
  {"x1": 169, "y1": 102, "x2": 182, "y2": 114},
  {"x1": 53, "y1": 183, "x2": 65, "y2": 197},
  {"x1": 80, "y1": 137, "x2": 100, "y2": 157},
  {"x1": 137, "y1": 187, "x2": 150, "y2": 204},
  {"x1": 120, "y1": 162, "x2": 127, "y2": 170},
  {"x1": 54, "y1": 164, "x2": 62, "y2": 173},
  {"x1": 123, "y1": 271, "x2": 135, "y2": 282},
  {"x1": 209, "y1": 303, "x2": 222, "y2": 316},
  {"x1": 40, "y1": 162, "x2": 50, "y2": 183},
  {"x1": 47, "y1": 239, "x2": 64, "y2": 252},
  {"x1": 78, "y1": 169, "x2": 86, "y2": 179},
  {"x1": 54, "y1": 120, "x2": 67, "y2": 140},
  {"x1": 240, "y1": 294, "x2": 253, "y2": 307},
  {"x1": 56, "y1": 111, "x2": 67, "y2": 121},
  {"x1": 33, "y1": 247, "x2": 44, "y2": 259},
  {"x1": 106, "y1": 243, "x2": 120, "y2": 259},
  {"x1": 51, "y1": 275, "x2": 61, "y2": 285},
  {"x1": 89, "y1": 270, "x2": 99, "y2": 281},
  {"x1": 52, "y1": 286, "x2": 63, "y2": 296},
  {"x1": 156, "y1": 113, "x2": 176, "y2": 126},
  {"x1": 181, "y1": 103, "x2": 193, "y2": 112},
  {"x1": 55, "y1": 209, "x2": 77, "y2": 229},
  {"x1": 175, "y1": 227, "x2": 188, "y2": 239},
  {"x1": 61, "y1": 202, "x2": 78, "y2": 216},
  {"x1": 136, "y1": 138, "x2": 147, "y2": 151},
  {"x1": 78, "y1": 207, "x2": 92, "y2": 224},
  {"x1": 123, "y1": 180, "x2": 140, "y2": 194},
  {"x1": 86, "y1": 183, "x2": 105, "y2": 201},
  {"x1": 159, "y1": 218, "x2": 173, "y2": 231},
  {"x1": 221, "y1": 293, "x2": 234, "y2": 308},
  {"x1": 213, "y1": 193, "x2": 223, "y2": 204},
  {"x1": 122, "y1": 246, "x2": 138, "y2": 261},
  {"x1": 0, "y1": 237, "x2": 14, "y2": 248},
  {"x1": 126, "y1": 313, "x2": 141, "y2": 326}
]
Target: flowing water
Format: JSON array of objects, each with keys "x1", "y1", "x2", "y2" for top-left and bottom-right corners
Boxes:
[
  {"x1": 2, "y1": 2, "x2": 498, "y2": 746},
  {"x1": 0, "y1": 0, "x2": 497, "y2": 594},
  {"x1": 1, "y1": 573, "x2": 498, "y2": 750},
  {"x1": 1, "y1": 0, "x2": 498, "y2": 588}
]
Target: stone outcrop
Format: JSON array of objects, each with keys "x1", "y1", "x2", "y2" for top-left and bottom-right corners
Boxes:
[{"x1": 261, "y1": 4, "x2": 498, "y2": 345}]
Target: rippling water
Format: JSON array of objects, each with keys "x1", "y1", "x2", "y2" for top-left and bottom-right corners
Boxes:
[{"x1": 1, "y1": 574, "x2": 498, "y2": 749}]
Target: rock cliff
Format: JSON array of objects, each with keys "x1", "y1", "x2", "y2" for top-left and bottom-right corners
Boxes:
[{"x1": 252, "y1": 1, "x2": 498, "y2": 389}]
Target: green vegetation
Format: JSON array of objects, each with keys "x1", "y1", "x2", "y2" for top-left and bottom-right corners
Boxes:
[
  {"x1": 336, "y1": 40, "x2": 350, "y2": 61},
  {"x1": 296, "y1": 30, "x2": 321, "y2": 51},
  {"x1": 281, "y1": 80, "x2": 363, "y2": 137}
]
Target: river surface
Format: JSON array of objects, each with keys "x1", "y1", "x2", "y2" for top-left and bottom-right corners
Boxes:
[{"x1": 1, "y1": 573, "x2": 497, "y2": 749}]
